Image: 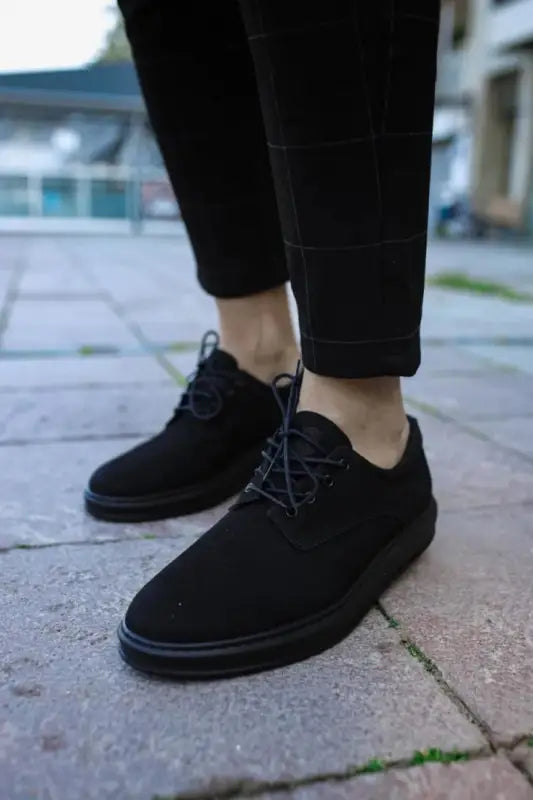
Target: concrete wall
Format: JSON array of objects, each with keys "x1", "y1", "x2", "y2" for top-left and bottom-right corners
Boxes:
[{"x1": 490, "y1": 0, "x2": 533, "y2": 50}]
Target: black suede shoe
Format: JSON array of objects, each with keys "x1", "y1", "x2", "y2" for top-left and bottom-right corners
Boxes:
[
  {"x1": 85, "y1": 332, "x2": 287, "y2": 522},
  {"x1": 118, "y1": 369, "x2": 437, "y2": 678}
]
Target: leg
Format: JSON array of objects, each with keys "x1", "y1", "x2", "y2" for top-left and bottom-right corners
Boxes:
[
  {"x1": 119, "y1": 1, "x2": 440, "y2": 678},
  {"x1": 120, "y1": 0, "x2": 297, "y2": 381},
  {"x1": 239, "y1": 0, "x2": 439, "y2": 464},
  {"x1": 87, "y1": 1, "x2": 298, "y2": 521}
]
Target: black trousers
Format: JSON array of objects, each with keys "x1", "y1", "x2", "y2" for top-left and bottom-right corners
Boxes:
[{"x1": 120, "y1": 0, "x2": 440, "y2": 378}]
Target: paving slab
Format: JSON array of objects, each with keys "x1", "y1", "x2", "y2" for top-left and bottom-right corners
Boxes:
[
  {"x1": 0, "y1": 540, "x2": 483, "y2": 800},
  {"x1": 463, "y1": 345, "x2": 533, "y2": 375},
  {"x1": 0, "y1": 240, "x2": 24, "y2": 268},
  {"x1": 470, "y1": 417, "x2": 533, "y2": 461},
  {"x1": 405, "y1": 372, "x2": 533, "y2": 421},
  {"x1": 0, "y1": 384, "x2": 179, "y2": 443},
  {"x1": 426, "y1": 239, "x2": 533, "y2": 294},
  {"x1": 132, "y1": 318, "x2": 214, "y2": 346},
  {"x1": 260, "y1": 757, "x2": 533, "y2": 799},
  {"x1": 17, "y1": 263, "x2": 96, "y2": 295},
  {"x1": 421, "y1": 288, "x2": 533, "y2": 341},
  {"x1": 0, "y1": 438, "x2": 227, "y2": 549},
  {"x1": 382, "y1": 505, "x2": 533, "y2": 741},
  {"x1": 0, "y1": 267, "x2": 14, "y2": 306},
  {"x1": 2, "y1": 299, "x2": 140, "y2": 351},
  {"x1": 166, "y1": 347, "x2": 200, "y2": 380},
  {"x1": 0, "y1": 355, "x2": 171, "y2": 390},
  {"x1": 418, "y1": 345, "x2": 505, "y2": 375},
  {"x1": 411, "y1": 412, "x2": 533, "y2": 510},
  {"x1": 86, "y1": 265, "x2": 175, "y2": 307},
  {"x1": 510, "y1": 741, "x2": 533, "y2": 783}
]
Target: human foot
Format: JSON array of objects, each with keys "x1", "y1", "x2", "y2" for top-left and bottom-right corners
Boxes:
[
  {"x1": 217, "y1": 285, "x2": 299, "y2": 384},
  {"x1": 118, "y1": 369, "x2": 436, "y2": 678},
  {"x1": 84, "y1": 332, "x2": 287, "y2": 522},
  {"x1": 299, "y1": 371, "x2": 409, "y2": 469}
]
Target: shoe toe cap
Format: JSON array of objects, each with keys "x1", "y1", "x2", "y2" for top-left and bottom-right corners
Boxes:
[
  {"x1": 87, "y1": 441, "x2": 162, "y2": 498},
  {"x1": 121, "y1": 510, "x2": 316, "y2": 645}
]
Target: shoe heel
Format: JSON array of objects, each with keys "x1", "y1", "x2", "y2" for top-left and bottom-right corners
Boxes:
[{"x1": 381, "y1": 497, "x2": 438, "y2": 587}]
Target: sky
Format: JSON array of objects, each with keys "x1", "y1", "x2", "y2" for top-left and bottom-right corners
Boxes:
[{"x1": 0, "y1": 0, "x2": 115, "y2": 74}]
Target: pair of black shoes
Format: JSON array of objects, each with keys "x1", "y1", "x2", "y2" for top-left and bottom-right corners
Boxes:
[{"x1": 86, "y1": 333, "x2": 436, "y2": 679}]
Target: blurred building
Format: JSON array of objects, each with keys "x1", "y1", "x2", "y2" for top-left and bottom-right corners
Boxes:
[
  {"x1": 434, "y1": 0, "x2": 533, "y2": 237},
  {"x1": 0, "y1": 62, "x2": 180, "y2": 233},
  {"x1": 1, "y1": 8, "x2": 532, "y2": 238}
]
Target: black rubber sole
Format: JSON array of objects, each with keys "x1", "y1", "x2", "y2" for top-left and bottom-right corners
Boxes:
[
  {"x1": 84, "y1": 443, "x2": 263, "y2": 522},
  {"x1": 117, "y1": 498, "x2": 438, "y2": 679}
]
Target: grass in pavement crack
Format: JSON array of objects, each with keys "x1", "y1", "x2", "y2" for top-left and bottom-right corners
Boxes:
[
  {"x1": 151, "y1": 748, "x2": 491, "y2": 800},
  {"x1": 354, "y1": 758, "x2": 386, "y2": 774},
  {"x1": 167, "y1": 341, "x2": 198, "y2": 353},
  {"x1": 402, "y1": 396, "x2": 446, "y2": 420},
  {"x1": 405, "y1": 641, "x2": 430, "y2": 664},
  {"x1": 427, "y1": 272, "x2": 533, "y2": 302},
  {"x1": 410, "y1": 748, "x2": 469, "y2": 766},
  {"x1": 78, "y1": 344, "x2": 119, "y2": 356},
  {"x1": 377, "y1": 603, "x2": 496, "y2": 744}
]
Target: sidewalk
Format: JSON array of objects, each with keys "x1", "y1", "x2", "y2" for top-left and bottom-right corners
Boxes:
[{"x1": 1, "y1": 235, "x2": 533, "y2": 800}]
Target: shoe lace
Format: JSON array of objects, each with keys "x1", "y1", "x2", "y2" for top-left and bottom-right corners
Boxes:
[
  {"x1": 246, "y1": 363, "x2": 346, "y2": 517},
  {"x1": 173, "y1": 331, "x2": 237, "y2": 422}
]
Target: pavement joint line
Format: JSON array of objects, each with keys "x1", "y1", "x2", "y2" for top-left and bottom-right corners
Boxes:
[
  {"x1": 421, "y1": 367, "x2": 519, "y2": 375},
  {"x1": 376, "y1": 603, "x2": 497, "y2": 750},
  {"x1": 425, "y1": 344, "x2": 524, "y2": 375},
  {"x1": 505, "y1": 734, "x2": 533, "y2": 750},
  {"x1": 404, "y1": 396, "x2": 533, "y2": 468},
  {"x1": 506, "y1": 752, "x2": 533, "y2": 790},
  {"x1": 422, "y1": 337, "x2": 533, "y2": 347},
  {"x1": 0, "y1": 342, "x2": 197, "y2": 360},
  {"x1": 149, "y1": 746, "x2": 495, "y2": 800},
  {"x1": 0, "y1": 380, "x2": 174, "y2": 394},
  {"x1": 0, "y1": 259, "x2": 27, "y2": 349},
  {"x1": 17, "y1": 292, "x2": 108, "y2": 300},
  {"x1": 0, "y1": 432, "x2": 151, "y2": 447},
  {"x1": 439, "y1": 500, "x2": 533, "y2": 515},
  {"x1": 444, "y1": 412, "x2": 533, "y2": 422},
  {"x1": 77, "y1": 261, "x2": 189, "y2": 387},
  {"x1": 0, "y1": 532, "x2": 197, "y2": 555}
]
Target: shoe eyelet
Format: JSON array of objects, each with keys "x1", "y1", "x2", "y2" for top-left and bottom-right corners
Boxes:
[
  {"x1": 323, "y1": 475, "x2": 334, "y2": 487},
  {"x1": 285, "y1": 507, "x2": 297, "y2": 518},
  {"x1": 339, "y1": 458, "x2": 350, "y2": 471},
  {"x1": 307, "y1": 495, "x2": 316, "y2": 505}
]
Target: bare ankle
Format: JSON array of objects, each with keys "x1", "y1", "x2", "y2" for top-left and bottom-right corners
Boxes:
[
  {"x1": 217, "y1": 285, "x2": 299, "y2": 383},
  {"x1": 299, "y1": 371, "x2": 409, "y2": 469}
]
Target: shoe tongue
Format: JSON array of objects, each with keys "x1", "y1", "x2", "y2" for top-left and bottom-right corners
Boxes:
[
  {"x1": 292, "y1": 411, "x2": 351, "y2": 454},
  {"x1": 203, "y1": 347, "x2": 238, "y2": 372}
]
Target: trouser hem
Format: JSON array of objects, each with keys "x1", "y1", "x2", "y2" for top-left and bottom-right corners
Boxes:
[
  {"x1": 198, "y1": 260, "x2": 289, "y2": 299},
  {"x1": 300, "y1": 329, "x2": 421, "y2": 378}
]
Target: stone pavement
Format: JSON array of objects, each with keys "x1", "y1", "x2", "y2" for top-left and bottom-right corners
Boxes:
[{"x1": 0, "y1": 235, "x2": 532, "y2": 800}]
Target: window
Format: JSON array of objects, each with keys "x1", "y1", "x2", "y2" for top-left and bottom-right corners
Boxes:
[{"x1": 0, "y1": 176, "x2": 29, "y2": 216}]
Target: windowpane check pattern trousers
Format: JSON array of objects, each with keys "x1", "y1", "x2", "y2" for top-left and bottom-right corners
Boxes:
[{"x1": 119, "y1": 0, "x2": 440, "y2": 377}]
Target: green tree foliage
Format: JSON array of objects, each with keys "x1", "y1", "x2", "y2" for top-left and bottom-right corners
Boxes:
[{"x1": 97, "y1": 14, "x2": 131, "y2": 63}]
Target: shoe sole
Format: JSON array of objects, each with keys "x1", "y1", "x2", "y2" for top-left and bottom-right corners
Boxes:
[
  {"x1": 117, "y1": 498, "x2": 438, "y2": 678},
  {"x1": 84, "y1": 443, "x2": 263, "y2": 522}
]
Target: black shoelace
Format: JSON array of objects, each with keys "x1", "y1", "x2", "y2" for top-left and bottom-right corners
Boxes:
[
  {"x1": 246, "y1": 364, "x2": 348, "y2": 517},
  {"x1": 173, "y1": 331, "x2": 238, "y2": 422}
]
